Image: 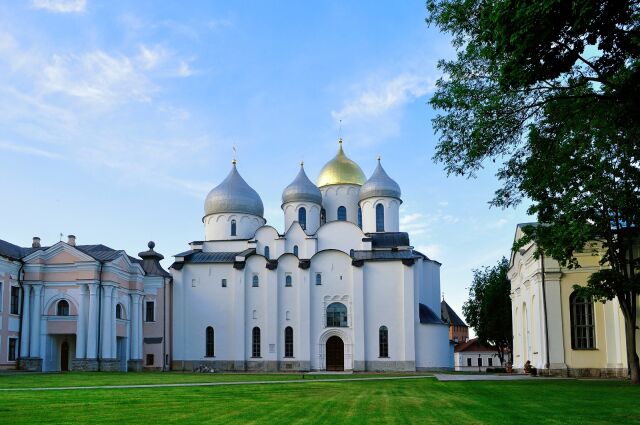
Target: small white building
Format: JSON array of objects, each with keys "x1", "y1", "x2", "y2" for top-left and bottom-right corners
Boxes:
[
  {"x1": 454, "y1": 338, "x2": 500, "y2": 372},
  {"x1": 171, "y1": 140, "x2": 453, "y2": 372}
]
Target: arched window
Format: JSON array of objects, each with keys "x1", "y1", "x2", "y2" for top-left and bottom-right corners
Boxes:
[
  {"x1": 298, "y1": 207, "x2": 307, "y2": 230},
  {"x1": 252, "y1": 275, "x2": 259, "y2": 287},
  {"x1": 326, "y1": 302, "x2": 348, "y2": 327},
  {"x1": 315, "y1": 273, "x2": 322, "y2": 285},
  {"x1": 230, "y1": 219, "x2": 237, "y2": 236},
  {"x1": 252, "y1": 327, "x2": 261, "y2": 357},
  {"x1": 570, "y1": 292, "x2": 595, "y2": 349},
  {"x1": 284, "y1": 326, "x2": 294, "y2": 357},
  {"x1": 57, "y1": 300, "x2": 69, "y2": 316},
  {"x1": 205, "y1": 326, "x2": 214, "y2": 357},
  {"x1": 293, "y1": 245, "x2": 299, "y2": 256},
  {"x1": 376, "y1": 204, "x2": 385, "y2": 232},
  {"x1": 264, "y1": 246, "x2": 270, "y2": 259},
  {"x1": 285, "y1": 275, "x2": 292, "y2": 287},
  {"x1": 357, "y1": 207, "x2": 362, "y2": 229},
  {"x1": 379, "y1": 326, "x2": 389, "y2": 357},
  {"x1": 115, "y1": 304, "x2": 122, "y2": 319},
  {"x1": 337, "y1": 206, "x2": 347, "y2": 221},
  {"x1": 320, "y1": 208, "x2": 326, "y2": 225}
]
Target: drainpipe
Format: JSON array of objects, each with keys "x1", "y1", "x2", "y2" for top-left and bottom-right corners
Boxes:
[
  {"x1": 541, "y1": 252, "x2": 551, "y2": 372},
  {"x1": 96, "y1": 261, "x2": 104, "y2": 366},
  {"x1": 16, "y1": 259, "x2": 25, "y2": 364}
]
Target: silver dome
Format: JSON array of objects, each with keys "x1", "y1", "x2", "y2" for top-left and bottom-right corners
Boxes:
[
  {"x1": 204, "y1": 162, "x2": 264, "y2": 217},
  {"x1": 282, "y1": 163, "x2": 322, "y2": 205},
  {"x1": 359, "y1": 158, "x2": 401, "y2": 201}
]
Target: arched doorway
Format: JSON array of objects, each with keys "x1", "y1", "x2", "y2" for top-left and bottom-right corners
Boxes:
[
  {"x1": 60, "y1": 341, "x2": 69, "y2": 372},
  {"x1": 326, "y1": 336, "x2": 344, "y2": 371}
]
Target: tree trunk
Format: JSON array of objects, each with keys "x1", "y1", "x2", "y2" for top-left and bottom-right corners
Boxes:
[{"x1": 623, "y1": 311, "x2": 640, "y2": 384}]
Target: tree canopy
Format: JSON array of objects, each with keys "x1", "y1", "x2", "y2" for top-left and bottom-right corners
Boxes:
[
  {"x1": 427, "y1": 0, "x2": 640, "y2": 382},
  {"x1": 463, "y1": 257, "x2": 512, "y2": 365}
]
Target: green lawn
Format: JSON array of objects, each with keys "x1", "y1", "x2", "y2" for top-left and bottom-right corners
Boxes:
[{"x1": 0, "y1": 373, "x2": 638, "y2": 424}]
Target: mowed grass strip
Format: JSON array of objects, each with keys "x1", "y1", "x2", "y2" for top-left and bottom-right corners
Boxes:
[
  {"x1": 0, "y1": 371, "x2": 425, "y2": 389},
  {"x1": 0, "y1": 377, "x2": 639, "y2": 424}
]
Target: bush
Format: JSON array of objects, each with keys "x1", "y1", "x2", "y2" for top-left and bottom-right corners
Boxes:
[{"x1": 486, "y1": 367, "x2": 507, "y2": 373}]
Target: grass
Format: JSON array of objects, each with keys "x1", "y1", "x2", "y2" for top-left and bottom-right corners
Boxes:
[{"x1": 0, "y1": 373, "x2": 639, "y2": 424}]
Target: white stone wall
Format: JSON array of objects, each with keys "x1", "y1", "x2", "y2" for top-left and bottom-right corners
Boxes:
[
  {"x1": 204, "y1": 213, "x2": 265, "y2": 240},
  {"x1": 359, "y1": 197, "x2": 400, "y2": 233},
  {"x1": 320, "y1": 184, "x2": 361, "y2": 225},
  {"x1": 283, "y1": 202, "x2": 321, "y2": 234}
]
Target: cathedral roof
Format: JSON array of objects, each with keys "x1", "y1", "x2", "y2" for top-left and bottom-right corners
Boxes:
[
  {"x1": 359, "y1": 158, "x2": 401, "y2": 202},
  {"x1": 316, "y1": 139, "x2": 366, "y2": 187},
  {"x1": 204, "y1": 161, "x2": 264, "y2": 218},
  {"x1": 419, "y1": 303, "x2": 446, "y2": 325},
  {"x1": 282, "y1": 163, "x2": 322, "y2": 205}
]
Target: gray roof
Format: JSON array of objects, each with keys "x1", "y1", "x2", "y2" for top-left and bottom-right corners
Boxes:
[
  {"x1": 419, "y1": 303, "x2": 445, "y2": 325},
  {"x1": 359, "y1": 160, "x2": 401, "y2": 202},
  {"x1": 204, "y1": 163, "x2": 264, "y2": 217},
  {"x1": 0, "y1": 239, "x2": 32, "y2": 260},
  {"x1": 138, "y1": 241, "x2": 171, "y2": 278},
  {"x1": 351, "y1": 249, "x2": 422, "y2": 262},
  {"x1": 441, "y1": 300, "x2": 467, "y2": 327},
  {"x1": 282, "y1": 164, "x2": 322, "y2": 205},
  {"x1": 367, "y1": 232, "x2": 410, "y2": 248}
]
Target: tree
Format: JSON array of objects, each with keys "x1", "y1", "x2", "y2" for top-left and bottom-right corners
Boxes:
[
  {"x1": 426, "y1": 0, "x2": 640, "y2": 383},
  {"x1": 463, "y1": 257, "x2": 512, "y2": 366}
]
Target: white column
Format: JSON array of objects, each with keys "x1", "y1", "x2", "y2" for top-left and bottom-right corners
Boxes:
[
  {"x1": 111, "y1": 290, "x2": 117, "y2": 359},
  {"x1": 130, "y1": 294, "x2": 139, "y2": 359},
  {"x1": 101, "y1": 286, "x2": 113, "y2": 358},
  {"x1": 351, "y1": 265, "x2": 365, "y2": 371},
  {"x1": 75, "y1": 284, "x2": 88, "y2": 359},
  {"x1": 29, "y1": 284, "x2": 42, "y2": 358},
  {"x1": 86, "y1": 283, "x2": 99, "y2": 358},
  {"x1": 138, "y1": 297, "x2": 144, "y2": 361},
  {"x1": 20, "y1": 286, "x2": 30, "y2": 357}
]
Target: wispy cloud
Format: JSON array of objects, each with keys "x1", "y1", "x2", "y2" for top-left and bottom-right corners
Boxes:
[
  {"x1": 0, "y1": 140, "x2": 63, "y2": 159},
  {"x1": 400, "y1": 211, "x2": 459, "y2": 236},
  {"x1": 32, "y1": 0, "x2": 86, "y2": 14},
  {"x1": 332, "y1": 74, "x2": 435, "y2": 122}
]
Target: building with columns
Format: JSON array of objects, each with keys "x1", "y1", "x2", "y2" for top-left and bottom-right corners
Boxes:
[
  {"x1": 0, "y1": 237, "x2": 170, "y2": 372},
  {"x1": 170, "y1": 140, "x2": 452, "y2": 372},
  {"x1": 508, "y1": 223, "x2": 637, "y2": 377}
]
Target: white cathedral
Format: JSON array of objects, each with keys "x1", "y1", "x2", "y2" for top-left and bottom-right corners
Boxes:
[{"x1": 170, "y1": 140, "x2": 452, "y2": 372}]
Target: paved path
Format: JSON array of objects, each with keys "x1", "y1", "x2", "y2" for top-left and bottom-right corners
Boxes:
[
  {"x1": 434, "y1": 374, "x2": 533, "y2": 381},
  {"x1": 0, "y1": 375, "x2": 435, "y2": 392}
]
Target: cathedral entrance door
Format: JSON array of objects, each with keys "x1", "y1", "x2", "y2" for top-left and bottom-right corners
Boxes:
[
  {"x1": 326, "y1": 336, "x2": 344, "y2": 371},
  {"x1": 60, "y1": 341, "x2": 69, "y2": 372}
]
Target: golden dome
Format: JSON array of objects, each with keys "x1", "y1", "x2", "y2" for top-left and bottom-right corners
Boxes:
[{"x1": 316, "y1": 139, "x2": 366, "y2": 187}]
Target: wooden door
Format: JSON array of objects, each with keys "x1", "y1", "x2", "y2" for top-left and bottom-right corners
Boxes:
[{"x1": 326, "y1": 336, "x2": 344, "y2": 371}]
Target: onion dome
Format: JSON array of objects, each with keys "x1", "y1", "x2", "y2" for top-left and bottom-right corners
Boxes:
[
  {"x1": 204, "y1": 160, "x2": 264, "y2": 217},
  {"x1": 359, "y1": 157, "x2": 401, "y2": 201},
  {"x1": 316, "y1": 138, "x2": 366, "y2": 187},
  {"x1": 282, "y1": 162, "x2": 322, "y2": 205}
]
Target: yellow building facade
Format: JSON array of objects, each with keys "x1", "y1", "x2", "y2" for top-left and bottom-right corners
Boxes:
[{"x1": 508, "y1": 224, "x2": 639, "y2": 377}]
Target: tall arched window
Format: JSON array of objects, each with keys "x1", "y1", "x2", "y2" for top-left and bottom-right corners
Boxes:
[
  {"x1": 284, "y1": 326, "x2": 294, "y2": 357},
  {"x1": 293, "y1": 245, "x2": 299, "y2": 256},
  {"x1": 264, "y1": 246, "x2": 270, "y2": 259},
  {"x1": 315, "y1": 273, "x2": 322, "y2": 285},
  {"x1": 57, "y1": 300, "x2": 69, "y2": 316},
  {"x1": 376, "y1": 204, "x2": 385, "y2": 232},
  {"x1": 570, "y1": 292, "x2": 595, "y2": 349},
  {"x1": 252, "y1": 275, "x2": 259, "y2": 287},
  {"x1": 326, "y1": 302, "x2": 348, "y2": 327},
  {"x1": 115, "y1": 304, "x2": 123, "y2": 319},
  {"x1": 298, "y1": 207, "x2": 307, "y2": 230},
  {"x1": 379, "y1": 326, "x2": 389, "y2": 357},
  {"x1": 337, "y1": 206, "x2": 347, "y2": 221},
  {"x1": 252, "y1": 327, "x2": 261, "y2": 357},
  {"x1": 357, "y1": 207, "x2": 362, "y2": 229},
  {"x1": 320, "y1": 208, "x2": 326, "y2": 225},
  {"x1": 285, "y1": 275, "x2": 292, "y2": 287},
  {"x1": 205, "y1": 326, "x2": 214, "y2": 357},
  {"x1": 230, "y1": 219, "x2": 237, "y2": 236}
]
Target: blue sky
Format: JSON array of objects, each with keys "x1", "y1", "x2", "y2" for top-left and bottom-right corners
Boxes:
[{"x1": 0, "y1": 1, "x2": 531, "y2": 325}]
